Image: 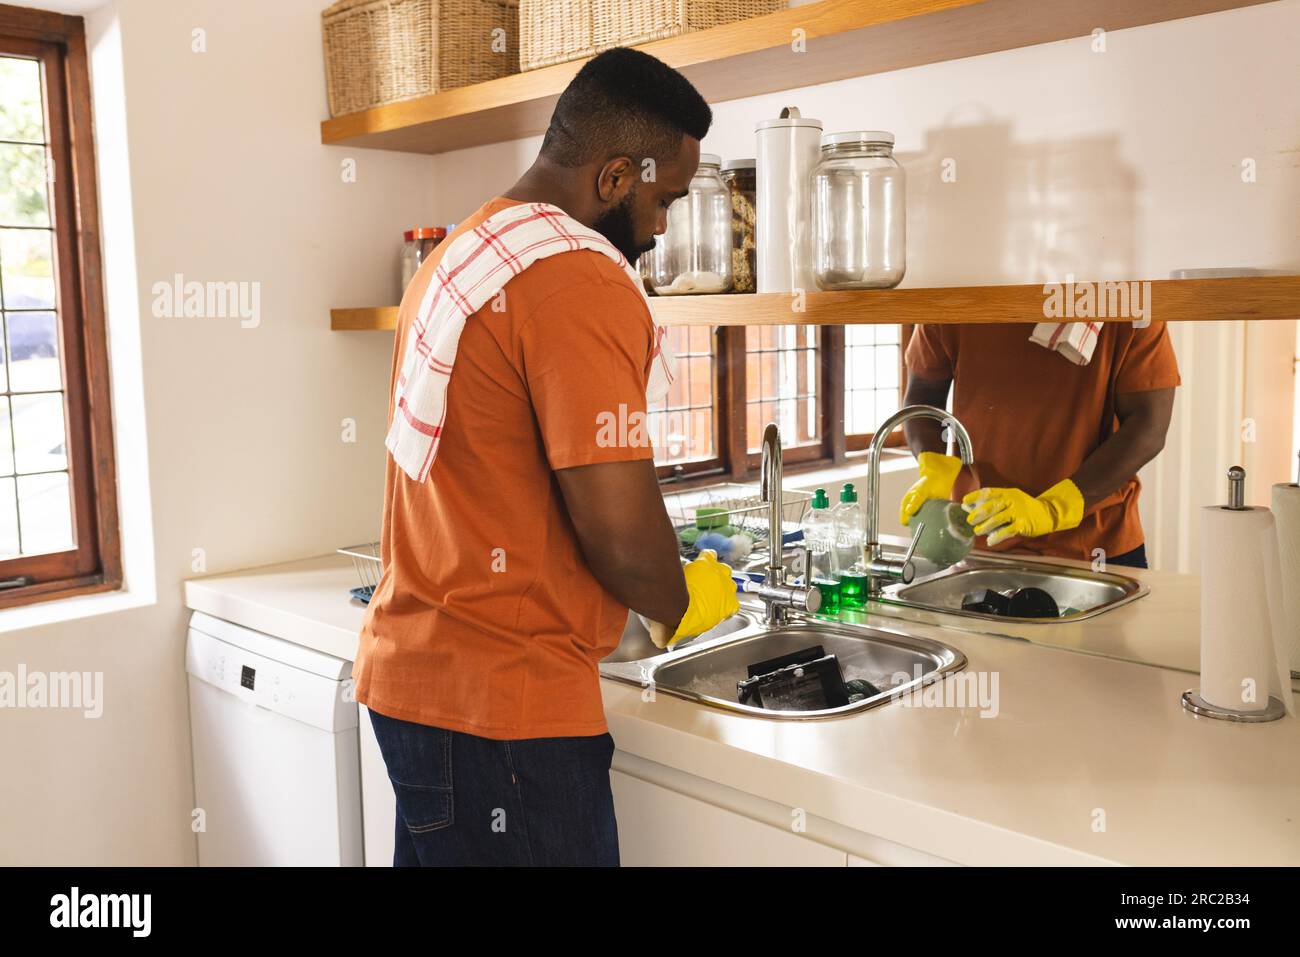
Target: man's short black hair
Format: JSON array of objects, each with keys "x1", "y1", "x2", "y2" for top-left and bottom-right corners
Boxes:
[{"x1": 541, "y1": 47, "x2": 712, "y2": 168}]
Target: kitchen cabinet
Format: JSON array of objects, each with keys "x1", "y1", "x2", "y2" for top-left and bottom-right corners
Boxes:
[
  {"x1": 611, "y1": 769, "x2": 847, "y2": 866},
  {"x1": 359, "y1": 705, "x2": 397, "y2": 867}
]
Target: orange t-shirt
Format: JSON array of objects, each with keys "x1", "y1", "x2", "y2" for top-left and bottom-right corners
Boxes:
[
  {"x1": 353, "y1": 197, "x2": 658, "y2": 740},
  {"x1": 904, "y1": 321, "x2": 1180, "y2": 562}
]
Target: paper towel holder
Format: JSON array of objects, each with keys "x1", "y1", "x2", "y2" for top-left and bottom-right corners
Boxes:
[
  {"x1": 1223, "y1": 465, "x2": 1247, "y2": 509},
  {"x1": 1181, "y1": 689, "x2": 1286, "y2": 722},
  {"x1": 1182, "y1": 465, "x2": 1288, "y2": 722}
]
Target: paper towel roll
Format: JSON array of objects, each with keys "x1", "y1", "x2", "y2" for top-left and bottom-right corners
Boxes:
[
  {"x1": 1199, "y1": 505, "x2": 1294, "y2": 715},
  {"x1": 1272, "y1": 483, "x2": 1300, "y2": 677}
]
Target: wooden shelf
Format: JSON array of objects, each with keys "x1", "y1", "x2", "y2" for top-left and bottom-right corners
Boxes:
[
  {"x1": 319, "y1": 0, "x2": 1270, "y2": 155},
  {"x1": 331, "y1": 306, "x2": 399, "y2": 331},
  {"x1": 330, "y1": 276, "x2": 1300, "y2": 330}
]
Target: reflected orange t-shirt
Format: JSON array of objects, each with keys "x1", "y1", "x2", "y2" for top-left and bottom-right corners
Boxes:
[
  {"x1": 353, "y1": 197, "x2": 657, "y2": 740},
  {"x1": 905, "y1": 321, "x2": 1180, "y2": 562}
]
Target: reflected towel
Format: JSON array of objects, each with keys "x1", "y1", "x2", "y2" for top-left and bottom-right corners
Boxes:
[{"x1": 1029, "y1": 321, "x2": 1102, "y2": 365}]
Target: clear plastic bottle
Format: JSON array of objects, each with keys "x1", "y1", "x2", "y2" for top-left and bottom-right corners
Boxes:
[
  {"x1": 802, "y1": 488, "x2": 841, "y2": 613},
  {"x1": 833, "y1": 483, "x2": 864, "y2": 574}
]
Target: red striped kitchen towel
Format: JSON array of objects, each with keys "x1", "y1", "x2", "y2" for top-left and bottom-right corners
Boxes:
[
  {"x1": 386, "y1": 202, "x2": 676, "y2": 483},
  {"x1": 1029, "y1": 321, "x2": 1103, "y2": 365}
]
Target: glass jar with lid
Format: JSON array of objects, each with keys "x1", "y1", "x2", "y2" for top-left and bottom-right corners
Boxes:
[
  {"x1": 642, "y1": 153, "x2": 732, "y2": 295},
  {"x1": 811, "y1": 132, "x2": 905, "y2": 290},
  {"x1": 720, "y1": 159, "x2": 757, "y2": 294},
  {"x1": 417, "y1": 226, "x2": 446, "y2": 263},
  {"x1": 399, "y1": 229, "x2": 419, "y2": 297}
]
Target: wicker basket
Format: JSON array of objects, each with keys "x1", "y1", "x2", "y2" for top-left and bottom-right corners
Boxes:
[
  {"x1": 322, "y1": 0, "x2": 520, "y2": 117},
  {"x1": 520, "y1": 0, "x2": 786, "y2": 72}
]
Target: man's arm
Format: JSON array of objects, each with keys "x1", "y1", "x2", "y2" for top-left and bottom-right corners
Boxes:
[
  {"x1": 902, "y1": 373, "x2": 953, "y2": 454},
  {"x1": 555, "y1": 459, "x2": 689, "y2": 629},
  {"x1": 1069, "y1": 387, "x2": 1175, "y2": 509}
]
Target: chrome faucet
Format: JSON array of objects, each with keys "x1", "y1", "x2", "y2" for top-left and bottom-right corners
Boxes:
[
  {"x1": 744, "y1": 423, "x2": 821, "y2": 625},
  {"x1": 864, "y1": 405, "x2": 975, "y2": 596}
]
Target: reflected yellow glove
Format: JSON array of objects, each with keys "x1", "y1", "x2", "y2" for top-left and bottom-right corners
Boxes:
[
  {"x1": 962, "y1": 480, "x2": 1085, "y2": 547},
  {"x1": 647, "y1": 551, "x2": 740, "y2": 650},
  {"x1": 899, "y1": 452, "x2": 964, "y2": 526}
]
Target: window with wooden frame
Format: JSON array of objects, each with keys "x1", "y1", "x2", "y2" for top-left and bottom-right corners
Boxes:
[
  {"x1": 844, "y1": 323, "x2": 911, "y2": 452},
  {"x1": 651, "y1": 319, "x2": 911, "y2": 487},
  {"x1": 0, "y1": 4, "x2": 118, "y2": 609},
  {"x1": 647, "y1": 324, "x2": 725, "y2": 481}
]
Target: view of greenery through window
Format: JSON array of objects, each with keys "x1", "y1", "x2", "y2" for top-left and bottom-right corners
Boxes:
[{"x1": 0, "y1": 54, "x2": 72, "y2": 559}]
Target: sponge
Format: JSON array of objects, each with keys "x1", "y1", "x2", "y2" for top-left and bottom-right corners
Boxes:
[
  {"x1": 695, "y1": 532, "x2": 733, "y2": 560},
  {"x1": 696, "y1": 507, "x2": 729, "y2": 530}
]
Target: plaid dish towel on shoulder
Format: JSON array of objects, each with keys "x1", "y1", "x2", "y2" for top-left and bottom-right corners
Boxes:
[
  {"x1": 386, "y1": 202, "x2": 676, "y2": 483},
  {"x1": 1029, "y1": 321, "x2": 1102, "y2": 365}
]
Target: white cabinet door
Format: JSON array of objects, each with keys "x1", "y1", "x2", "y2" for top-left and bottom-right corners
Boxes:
[
  {"x1": 358, "y1": 705, "x2": 396, "y2": 867},
  {"x1": 611, "y1": 770, "x2": 847, "y2": 866}
]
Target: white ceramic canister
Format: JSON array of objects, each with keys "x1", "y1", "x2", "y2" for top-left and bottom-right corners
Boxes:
[{"x1": 755, "y1": 106, "x2": 822, "y2": 294}]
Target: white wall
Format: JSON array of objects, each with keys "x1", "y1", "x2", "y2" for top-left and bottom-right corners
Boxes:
[
  {"x1": 430, "y1": 1, "x2": 1300, "y2": 572},
  {"x1": 0, "y1": 0, "x2": 432, "y2": 865}
]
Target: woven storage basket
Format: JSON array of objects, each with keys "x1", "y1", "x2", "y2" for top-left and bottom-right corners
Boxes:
[
  {"x1": 520, "y1": 0, "x2": 785, "y2": 72},
  {"x1": 322, "y1": 0, "x2": 520, "y2": 117}
]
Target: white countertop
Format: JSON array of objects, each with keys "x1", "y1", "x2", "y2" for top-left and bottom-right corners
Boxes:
[
  {"x1": 184, "y1": 553, "x2": 1300, "y2": 866},
  {"x1": 185, "y1": 555, "x2": 367, "y2": 661}
]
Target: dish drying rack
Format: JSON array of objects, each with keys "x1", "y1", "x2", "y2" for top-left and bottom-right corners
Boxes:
[
  {"x1": 662, "y1": 482, "x2": 811, "y2": 563},
  {"x1": 339, "y1": 542, "x2": 381, "y2": 599},
  {"x1": 337, "y1": 482, "x2": 810, "y2": 596}
]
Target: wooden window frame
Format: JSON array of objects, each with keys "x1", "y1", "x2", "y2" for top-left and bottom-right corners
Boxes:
[
  {"x1": 0, "y1": 4, "x2": 120, "y2": 609},
  {"x1": 655, "y1": 322, "x2": 912, "y2": 491},
  {"x1": 654, "y1": 325, "x2": 729, "y2": 484},
  {"x1": 844, "y1": 323, "x2": 913, "y2": 453}
]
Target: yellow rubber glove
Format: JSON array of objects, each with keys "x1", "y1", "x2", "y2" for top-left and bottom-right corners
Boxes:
[
  {"x1": 962, "y1": 479, "x2": 1085, "y2": 547},
  {"x1": 899, "y1": 452, "x2": 964, "y2": 526},
  {"x1": 647, "y1": 550, "x2": 741, "y2": 650}
]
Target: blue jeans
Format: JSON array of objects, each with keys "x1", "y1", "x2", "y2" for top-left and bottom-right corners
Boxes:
[
  {"x1": 1107, "y1": 543, "x2": 1148, "y2": 569},
  {"x1": 366, "y1": 708, "x2": 619, "y2": 867}
]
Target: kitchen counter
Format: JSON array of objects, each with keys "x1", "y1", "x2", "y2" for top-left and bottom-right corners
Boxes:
[{"x1": 184, "y1": 553, "x2": 1300, "y2": 866}]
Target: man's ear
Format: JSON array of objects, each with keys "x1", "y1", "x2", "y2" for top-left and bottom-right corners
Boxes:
[{"x1": 596, "y1": 155, "x2": 637, "y2": 203}]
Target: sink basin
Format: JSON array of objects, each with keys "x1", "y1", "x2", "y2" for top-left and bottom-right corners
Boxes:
[
  {"x1": 885, "y1": 556, "x2": 1146, "y2": 623},
  {"x1": 600, "y1": 617, "x2": 966, "y2": 719},
  {"x1": 602, "y1": 608, "x2": 756, "y2": 663}
]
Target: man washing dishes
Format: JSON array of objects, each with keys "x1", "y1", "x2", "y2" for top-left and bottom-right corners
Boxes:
[
  {"x1": 900, "y1": 313, "x2": 1180, "y2": 568},
  {"x1": 352, "y1": 49, "x2": 739, "y2": 866}
]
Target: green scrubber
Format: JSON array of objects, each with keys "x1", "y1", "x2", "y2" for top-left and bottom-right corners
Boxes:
[{"x1": 696, "y1": 507, "x2": 728, "y2": 529}]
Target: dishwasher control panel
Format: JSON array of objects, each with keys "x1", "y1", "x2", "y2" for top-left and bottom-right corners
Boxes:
[{"x1": 186, "y1": 620, "x2": 357, "y2": 733}]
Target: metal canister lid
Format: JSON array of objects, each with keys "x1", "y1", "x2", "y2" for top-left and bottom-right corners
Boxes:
[
  {"x1": 722, "y1": 158, "x2": 756, "y2": 171},
  {"x1": 755, "y1": 106, "x2": 823, "y2": 131}
]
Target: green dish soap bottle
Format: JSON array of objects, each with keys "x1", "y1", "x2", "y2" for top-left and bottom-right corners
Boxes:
[
  {"x1": 832, "y1": 483, "x2": 869, "y2": 608},
  {"x1": 802, "y1": 488, "x2": 841, "y2": 615}
]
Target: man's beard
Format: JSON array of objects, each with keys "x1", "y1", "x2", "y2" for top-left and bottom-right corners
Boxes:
[{"x1": 592, "y1": 190, "x2": 655, "y2": 266}]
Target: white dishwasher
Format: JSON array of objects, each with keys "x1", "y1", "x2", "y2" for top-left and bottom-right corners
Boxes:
[{"x1": 185, "y1": 611, "x2": 363, "y2": 866}]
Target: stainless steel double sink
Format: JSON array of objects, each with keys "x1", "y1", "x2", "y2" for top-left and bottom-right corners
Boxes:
[
  {"x1": 600, "y1": 608, "x2": 966, "y2": 720},
  {"x1": 599, "y1": 552, "x2": 1147, "y2": 721},
  {"x1": 881, "y1": 552, "x2": 1148, "y2": 624}
]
